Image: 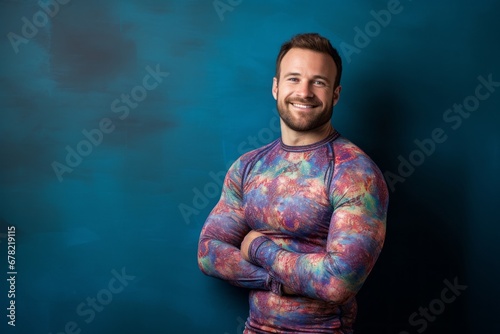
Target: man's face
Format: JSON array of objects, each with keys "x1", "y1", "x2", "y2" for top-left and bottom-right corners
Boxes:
[{"x1": 272, "y1": 48, "x2": 341, "y2": 132}]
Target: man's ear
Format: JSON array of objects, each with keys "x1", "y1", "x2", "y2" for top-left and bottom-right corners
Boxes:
[
  {"x1": 332, "y1": 85, "x2": 342, "y2": 106},
  {"x1": 272, "y1": 77, "x2": 278, "y2": 100}
]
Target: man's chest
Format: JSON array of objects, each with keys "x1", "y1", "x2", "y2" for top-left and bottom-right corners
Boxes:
[{"x1": 241, "y1": 157, "x2": 333, "y2": 241}]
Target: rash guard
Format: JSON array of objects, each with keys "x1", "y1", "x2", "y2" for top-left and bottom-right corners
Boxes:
[{"x1": 198, "y1": 130, "x2": 389, "y2": 333}]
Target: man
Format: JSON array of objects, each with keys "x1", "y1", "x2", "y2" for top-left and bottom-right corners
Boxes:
[{"x1": 198, "y1": 33, "x2": 388, "y2": 333}]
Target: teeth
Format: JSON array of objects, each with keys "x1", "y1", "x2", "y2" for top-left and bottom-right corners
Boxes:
[{"x1": 292, "y1": 103, "x2": 314, "y2": 109}]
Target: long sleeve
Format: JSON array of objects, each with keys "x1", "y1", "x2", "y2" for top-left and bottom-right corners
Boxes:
[
  {"x1": 197, "y1": 158, "x2": 271, "y2": 290},
  {"x1": 247, "y1": 156, "x2": 389, "y2": 303}
]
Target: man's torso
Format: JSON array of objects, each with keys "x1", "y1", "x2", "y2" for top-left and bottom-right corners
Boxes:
[{"x1": 240, "y1": 132, "x2": 357, "y2": 333}]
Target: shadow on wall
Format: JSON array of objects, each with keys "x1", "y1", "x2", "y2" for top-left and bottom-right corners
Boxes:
[{"x1": 348, "y1": 74, "x2": 469, "y2": 334}]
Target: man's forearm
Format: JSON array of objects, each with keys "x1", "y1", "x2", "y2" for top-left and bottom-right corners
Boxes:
[
  {"x1": 198, "y1": 235, "x2": 275, "y2": 290},
  {"x1": 246, "y1": 235, "x2": 368, "y2": 304}
]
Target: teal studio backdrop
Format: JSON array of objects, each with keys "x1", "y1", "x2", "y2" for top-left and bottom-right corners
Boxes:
[{"x1": 0, "y1": 0, "x2": 499, "y2": 333}]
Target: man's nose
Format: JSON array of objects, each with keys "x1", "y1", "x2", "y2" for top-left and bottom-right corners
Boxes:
[{"x1": 295, "y1": 82, "x2": 314, "y2": 98}]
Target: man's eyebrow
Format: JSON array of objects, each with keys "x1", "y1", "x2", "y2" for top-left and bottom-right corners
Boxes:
[{"x1": 283, "y1": 72, "x2": 302, "y2": 78}]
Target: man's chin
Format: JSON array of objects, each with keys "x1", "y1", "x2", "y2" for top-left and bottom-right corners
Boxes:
[{"x1": 283, "y1": 119, "x2": 324, "y2": 132}]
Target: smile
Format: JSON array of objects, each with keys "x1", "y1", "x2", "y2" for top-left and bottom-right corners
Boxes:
[{"x1": 291, "y1": 103, "x2": 317, "y2": 109}]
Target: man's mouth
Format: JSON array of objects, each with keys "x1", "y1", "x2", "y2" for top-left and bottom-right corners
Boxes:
[{"x1": 290, "y1": 102, "x2": 318, "y2": 109}]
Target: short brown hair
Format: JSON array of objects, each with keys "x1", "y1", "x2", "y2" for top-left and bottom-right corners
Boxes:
[{"x1": 275, "y1": 33, "x2": 342, "y2": 88}]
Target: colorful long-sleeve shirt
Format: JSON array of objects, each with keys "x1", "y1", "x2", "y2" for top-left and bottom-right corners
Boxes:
[{"x1": 198, "y1": 130, "x2": 389, "y2": 333}]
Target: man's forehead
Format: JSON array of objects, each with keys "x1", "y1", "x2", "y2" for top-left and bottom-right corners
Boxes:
[{"x1": 280, "y1": 48, "x2": 337, "y2": 77}]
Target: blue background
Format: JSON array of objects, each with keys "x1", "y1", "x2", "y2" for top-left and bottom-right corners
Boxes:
[{"x1": 1, "y1": 0, "x2": 499, "y2": 333}]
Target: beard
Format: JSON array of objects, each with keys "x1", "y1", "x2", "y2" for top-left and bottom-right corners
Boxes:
[{"x1": 276, "y1": 95, "x2": 333, "y2": 132}]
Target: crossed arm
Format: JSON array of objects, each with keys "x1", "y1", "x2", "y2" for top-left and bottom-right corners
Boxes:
[
  {"x1": 197, "y1": 161, "x2": 273, "y2": 291},
  {"x1": 197, "y1": 159, "x2": 388, "y2": 303}
]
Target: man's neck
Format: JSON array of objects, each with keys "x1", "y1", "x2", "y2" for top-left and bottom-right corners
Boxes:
[{"x1": 280, "y1": 122, "x2": 334, "y2": 146}]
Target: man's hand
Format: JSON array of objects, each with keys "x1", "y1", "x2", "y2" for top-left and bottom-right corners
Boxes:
[
  {"x1": 241, "y1": 230, "x2": 265, "y2": 262},
  {"x1": 282, "y1": 285, "x2": 296, "y2": 295}
]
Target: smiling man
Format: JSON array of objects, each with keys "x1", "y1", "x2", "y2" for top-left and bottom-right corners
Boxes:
[{"x1": 198, "y1": 33, "x2": 389, "y2": 333}]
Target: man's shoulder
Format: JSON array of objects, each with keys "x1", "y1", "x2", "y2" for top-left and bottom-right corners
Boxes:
[
  {"x1": 227, "y1": 138, "x2": 280, "y2": 175},
  {"x1": 332, "y1": 136, "x2": 382, "y2": 174},
  {"x1": 237, "y1": 138, "x2": 281, "y2": 163},
  {"x1": 330, "y1": 136, "x2": 389, "y2": 210}
]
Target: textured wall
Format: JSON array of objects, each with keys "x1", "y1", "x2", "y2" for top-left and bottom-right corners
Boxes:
[{"x1": 0, "y1": 0, "x2": 499, "y2": 333}]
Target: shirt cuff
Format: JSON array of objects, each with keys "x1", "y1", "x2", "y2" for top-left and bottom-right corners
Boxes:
[
  {"x1": 265, "y1": 274, "x2": 283, "y2": 296},
  {"x1": 248, "y1": 235, "x2": 283, "y2": 295},
  {"x1": 248, "y1": 235, "x2": 271, "y2": 266}
]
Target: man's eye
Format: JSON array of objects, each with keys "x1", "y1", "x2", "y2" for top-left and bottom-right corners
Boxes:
[
  {"x1": 288, "y1": 78, "x2": 299, "y2": 82},
  {"x1": 314, "y1": 81, "x2": 326, "y2": 86}
]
